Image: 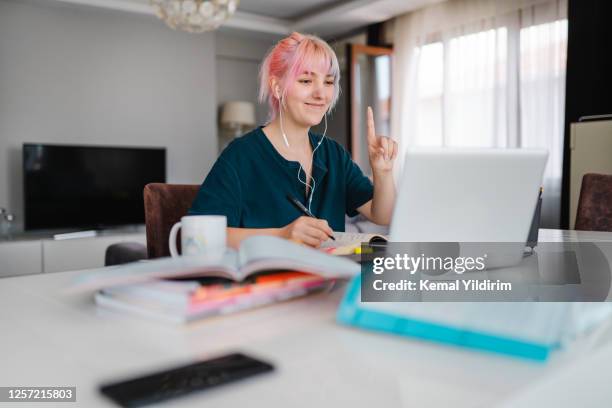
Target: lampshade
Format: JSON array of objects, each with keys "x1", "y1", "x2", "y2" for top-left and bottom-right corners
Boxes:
[{"x1": 221, "y1": 101, "x2": 256, "y2": 128}]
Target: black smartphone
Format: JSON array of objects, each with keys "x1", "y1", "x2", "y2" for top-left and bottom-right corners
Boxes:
[{"x1": 100, "y1": 352, "x2": 274, "y2": 407}]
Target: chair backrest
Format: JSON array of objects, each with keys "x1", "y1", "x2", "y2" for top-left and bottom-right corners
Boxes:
[
  {"x1": 143, "y1": 183, "x2": 200, "y2": 258},
  {"x1": 575, "y1": 173, "x2": 612, "y2": 232}
]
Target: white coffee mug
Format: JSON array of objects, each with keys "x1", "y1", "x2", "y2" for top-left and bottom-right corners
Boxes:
[{"x1": 168, "y1": 215, "x2": 227, "y2": 257}]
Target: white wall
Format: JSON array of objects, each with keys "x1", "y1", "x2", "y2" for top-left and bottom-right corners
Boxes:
[
  {"x1": 216, "y1": 33, "x2": 271, "y2": 127},
  {"x1": 0, "y1": 0, "x2": 274, "y2": 231}
]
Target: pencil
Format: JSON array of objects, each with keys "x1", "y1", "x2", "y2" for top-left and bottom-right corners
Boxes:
[{"x1": 286, "y1": 194, "x2": 336, "y2": 241}]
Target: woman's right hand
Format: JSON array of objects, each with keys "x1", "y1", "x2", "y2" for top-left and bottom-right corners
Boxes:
[{"x1": 280, "y1": 216, "x2": 334, "y2": 247}]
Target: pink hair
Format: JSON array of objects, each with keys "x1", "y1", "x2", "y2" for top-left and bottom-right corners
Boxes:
[{"x1": 259, "y1": 32, "x2": 341, "y2": 122}]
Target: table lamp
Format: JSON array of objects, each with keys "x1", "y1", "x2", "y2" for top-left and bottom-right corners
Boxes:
[{"x1": 220, "y1": 101, "x2": 256, "y2": 138}]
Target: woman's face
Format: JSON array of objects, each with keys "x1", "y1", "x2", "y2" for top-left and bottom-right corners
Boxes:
[{"x1": 281, "y1": 70, "x2": 335, "y2": 128}]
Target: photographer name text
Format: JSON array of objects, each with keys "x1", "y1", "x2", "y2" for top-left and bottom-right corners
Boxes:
[{"x1": 372, "y1": 279, "x2": 512, "y2": 292}]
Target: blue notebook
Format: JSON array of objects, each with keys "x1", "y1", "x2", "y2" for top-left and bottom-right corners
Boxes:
[{"x1": 336, "y1": 275, "x2": 569, "y2": 361}]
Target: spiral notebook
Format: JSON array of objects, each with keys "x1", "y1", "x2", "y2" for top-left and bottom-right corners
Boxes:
[{"x1": 337, "y1": 275, "x2": 612, "y2": 361}]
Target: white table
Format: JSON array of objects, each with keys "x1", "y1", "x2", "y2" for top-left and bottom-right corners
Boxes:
[{"x1": 1, "y1": 229, "x2": 612, "y2": 407}]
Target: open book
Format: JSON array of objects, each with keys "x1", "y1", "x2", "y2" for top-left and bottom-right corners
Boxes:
[{"x1": 69, "y1": 235, "x2": 360, "y2": 293}]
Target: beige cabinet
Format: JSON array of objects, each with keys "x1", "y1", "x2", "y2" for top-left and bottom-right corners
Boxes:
[
  {"x1": 0, "y1": 240, "x2": 43, "y2": 277},
  {"x1": 0, "y1": 231, "x2": 146, "y2": 277},
  {"x1": 42, "y1": 232, "x2": 146, "y2": 273}
]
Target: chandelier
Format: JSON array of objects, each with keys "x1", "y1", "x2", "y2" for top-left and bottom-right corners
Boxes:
[{"x1": 150, "y1": 0, "x2": 240, "y2": 33}]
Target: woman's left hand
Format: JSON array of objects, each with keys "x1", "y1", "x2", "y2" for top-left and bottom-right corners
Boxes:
[{"x1": 366, "y1": 106, "x2": 397, "y2": 174}]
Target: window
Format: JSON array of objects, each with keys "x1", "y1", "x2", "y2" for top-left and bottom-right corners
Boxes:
[
  {"x1": 519, "y1": 19, "x2": 568, "y2": 181},
  {"x1": 414, "y1": 19, "x2": 567, "y2": 155},
  {"x1": 394, "y1": 0, "x2": 568, "y2": 227},
  {"x1": 415, "y1": 42, "x2": 443, "y2": 146}
]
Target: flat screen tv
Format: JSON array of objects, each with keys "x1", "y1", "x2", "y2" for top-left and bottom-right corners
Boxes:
[{"x1": 23, "y1": 143, "x2": 166, "y2": 231}]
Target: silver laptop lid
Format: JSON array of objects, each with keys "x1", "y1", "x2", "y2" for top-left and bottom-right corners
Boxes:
[{"x1": 389, "y1": 148, "x2": 548, "y2": 243}]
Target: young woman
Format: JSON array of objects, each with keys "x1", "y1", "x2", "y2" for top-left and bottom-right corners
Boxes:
[{"x1": 190, "y1": 32, "x2": 397, "y2": 248}]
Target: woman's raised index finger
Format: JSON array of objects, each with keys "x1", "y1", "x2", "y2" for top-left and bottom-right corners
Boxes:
[{"x1": 367, "y1": 106, "x2": 377, "y2": 144}]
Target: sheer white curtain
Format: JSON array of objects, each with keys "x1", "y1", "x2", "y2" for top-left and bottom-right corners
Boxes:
[{"x1": 391, "y1": 0, "x2": 567, "y2": 227}]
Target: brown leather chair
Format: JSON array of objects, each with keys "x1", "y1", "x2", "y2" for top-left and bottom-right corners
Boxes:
[
  {"x1": 575, "y1": 173, "x2": 612, "y2": 232},
  {"x1": 143, "y1": 183, "x2": 200, "y2": 258}
]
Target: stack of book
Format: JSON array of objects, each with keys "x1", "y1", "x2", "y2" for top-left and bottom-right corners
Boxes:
[
  {"x1": 68, "y1": 236, "x2": 360, "y2": 324},
  {"x1": 96, "y1": 272, "x2": 334, "y2": 323}
]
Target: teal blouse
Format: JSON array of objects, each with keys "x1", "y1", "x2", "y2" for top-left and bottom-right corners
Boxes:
[{"x1": 188, "y1": 127, "x2": 373, "y2": 232}]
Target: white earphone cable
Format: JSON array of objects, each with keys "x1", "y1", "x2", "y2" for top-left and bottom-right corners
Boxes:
[
  {"x1": 279, "y1": 95, "x2": 290, "y2": 148},
  {"x1": 296, "y1": 113, "x2": 327, "y2": 213},
  {"x1": 278, "y1": 94, "x2": 328, "y2": 214}
]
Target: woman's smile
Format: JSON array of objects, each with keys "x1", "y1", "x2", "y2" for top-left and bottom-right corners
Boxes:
[{"x1": 304, "y1": 102, "x2": 326, "y2": 109}]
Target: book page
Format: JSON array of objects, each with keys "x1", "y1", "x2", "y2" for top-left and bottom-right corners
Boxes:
[
  {"x1": 237, "y1": 236, "x2": 360, "y2": 279},
  {"x1": 68, "y1": 251, "x2": 241, "y2": 293}
]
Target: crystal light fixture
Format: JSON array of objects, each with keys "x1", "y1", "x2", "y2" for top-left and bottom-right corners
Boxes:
[{"x1": 150, "y1": 0, "x2": 240, "y2": 33}]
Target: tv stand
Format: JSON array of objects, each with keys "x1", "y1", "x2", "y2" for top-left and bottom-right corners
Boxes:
[{"x1": 0, "y1": 226, "x2": 146, "y2": 278}]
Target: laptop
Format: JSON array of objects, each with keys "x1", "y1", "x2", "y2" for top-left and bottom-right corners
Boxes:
[{"x1": 389, "y1": 148, "x2": 548, "y2": 268}]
